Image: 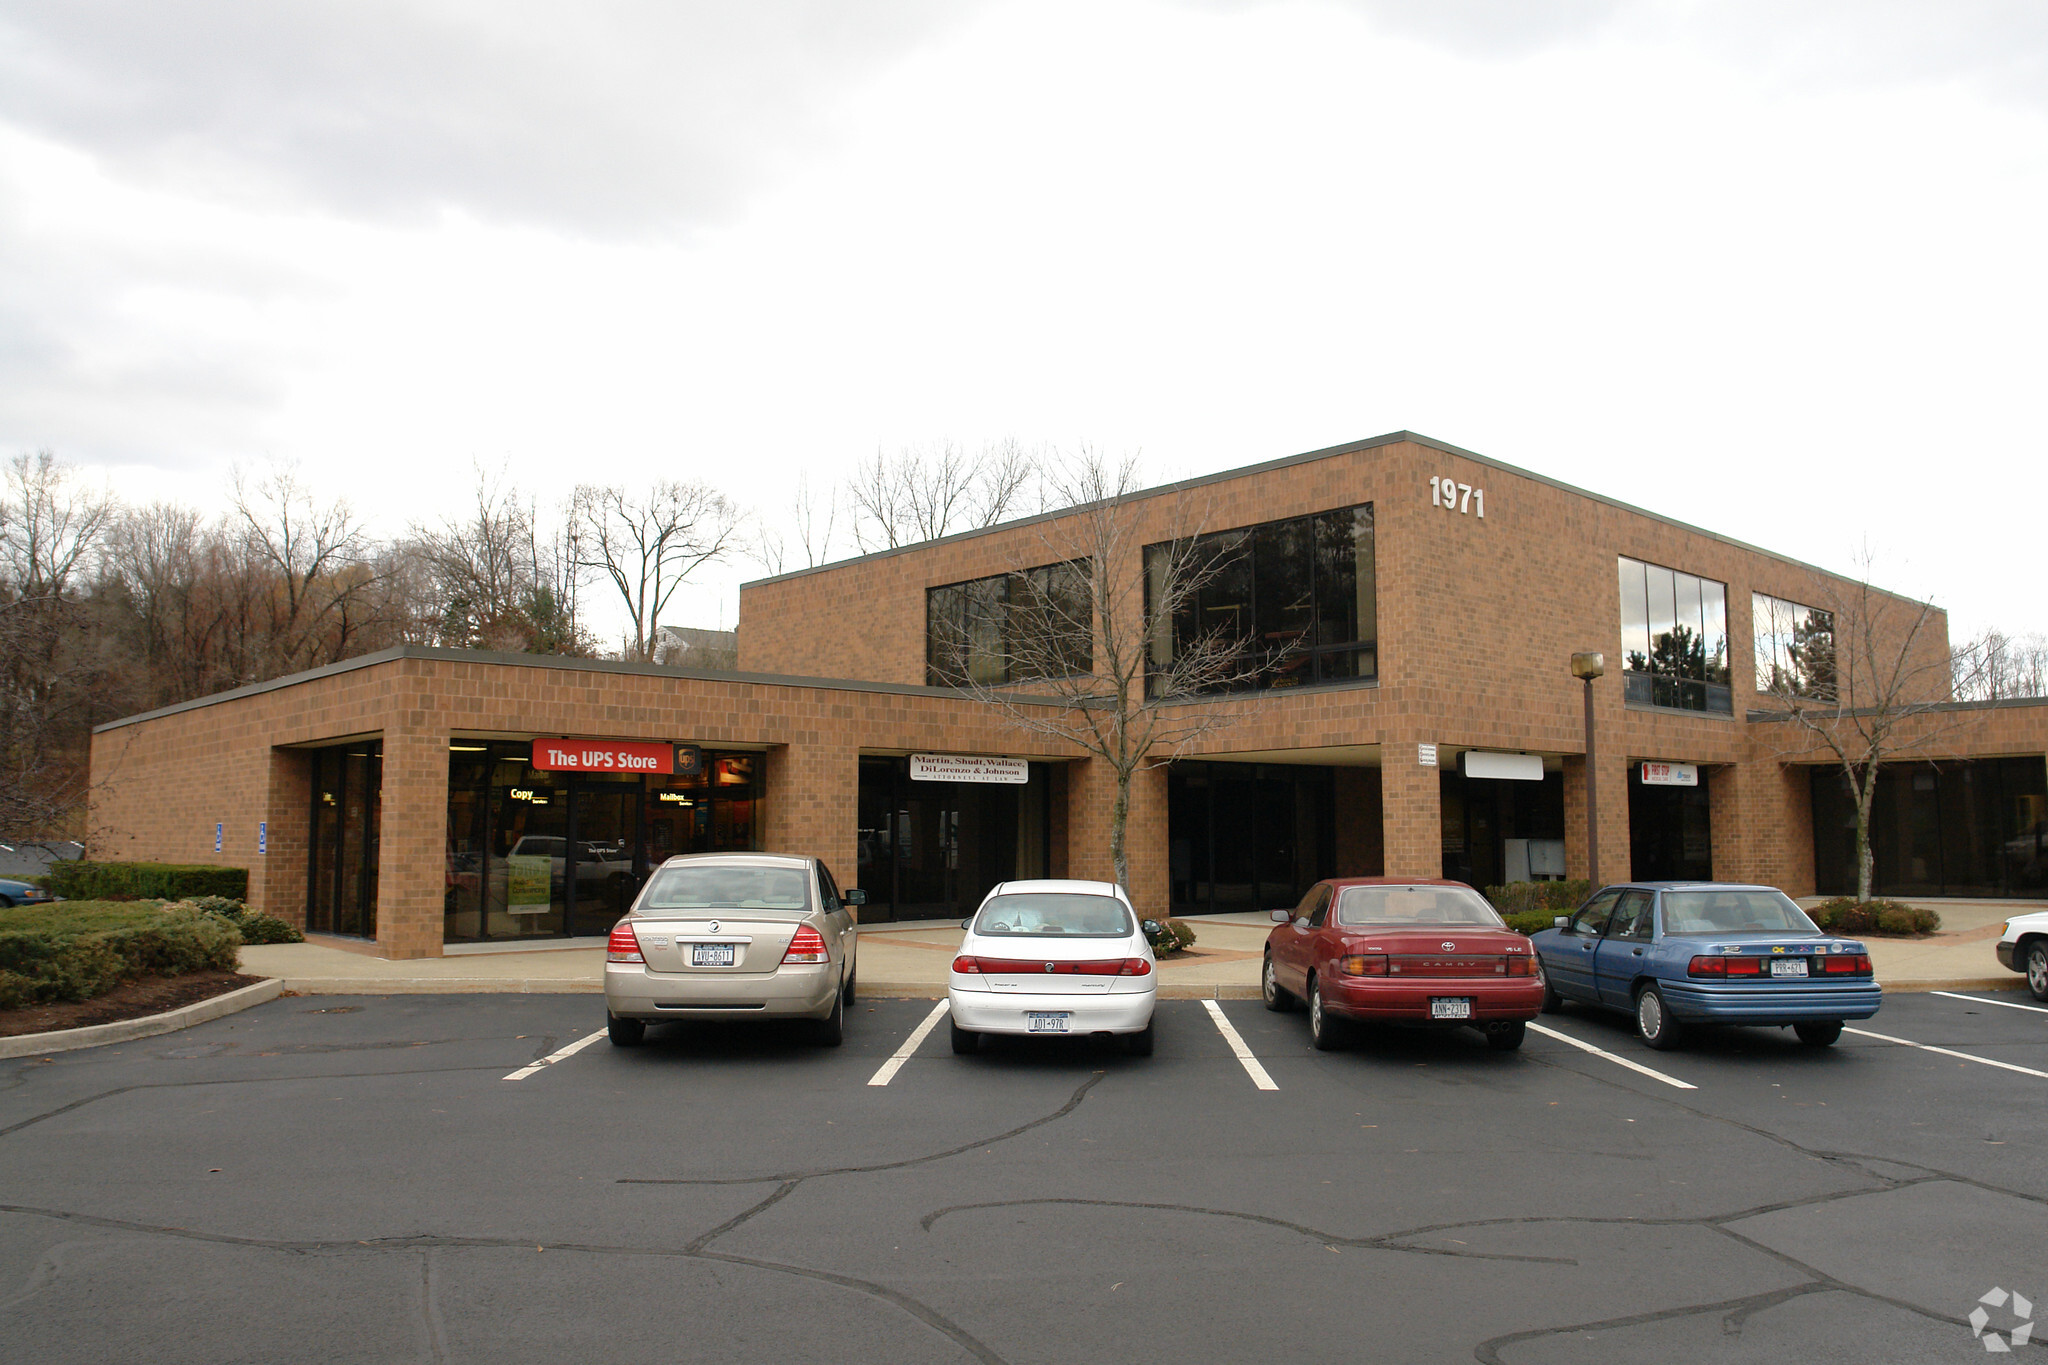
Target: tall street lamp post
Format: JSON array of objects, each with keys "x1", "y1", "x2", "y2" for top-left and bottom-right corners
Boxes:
[{"x1": 1570, "y1": 652, "x2": 1606, "y2": 886}]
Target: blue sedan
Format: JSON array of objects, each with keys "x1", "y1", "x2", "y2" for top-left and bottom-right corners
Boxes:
[
  {"x1": 1528, "y1": 882, "x2": 1881, "y2": 1050},
  {"x1": 0, "y1": 877, "x2": 55, "y2": 908}
]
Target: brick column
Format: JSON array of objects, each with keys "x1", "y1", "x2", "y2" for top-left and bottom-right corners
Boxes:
[
  {"x1": 762, "y1": 741, "x2": 859, "y2": 882},
  {"x1": 1562, "y1": 753, "x2": 1629, "y2": 883},
  {"x1": 1381, "y1": 743, "x2": 1443, "y2": 879},
  {"x1": 376, "y1": 725, "x2": 449, "y2": 960},
  {"x1": 1711, "y1": 760, "x2": 1815, "y2": 895},
  {"x1": 255, "y1": 748, "x2": 313, "y2": 925},
  {"x1": 1063, "y1": 758, "x2": 1167, "y2": 917},
  {"x1": 1333, "y1": 765, "x2": 1384, "y2": 876}
]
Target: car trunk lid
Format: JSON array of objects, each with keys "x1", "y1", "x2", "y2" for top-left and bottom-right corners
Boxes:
[{"x1": 629, "y1": 915, "x2": 805, "y2": 975}]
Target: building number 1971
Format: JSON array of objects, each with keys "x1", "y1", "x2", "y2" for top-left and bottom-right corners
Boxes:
[{"x1": 1430, "y1": 475, "x2": 1484, "y2": 517}]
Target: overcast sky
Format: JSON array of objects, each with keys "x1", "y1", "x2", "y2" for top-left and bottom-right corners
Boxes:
[{"x1": 2, "y1": 0, "x2": 2043, "y2": 645}]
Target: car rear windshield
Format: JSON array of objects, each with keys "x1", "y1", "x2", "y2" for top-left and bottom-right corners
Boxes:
[
  {"x1": 639, "y1": 866, "x2": 809, "y2": 912},
  {"x1": 1661, "y1": 890, "x2": 1818, "y2": 936},
  {"x1": 973, "y1": 894, "x2": 1132, "y2": 938},
  {"x1": 1335, "y1": 885, "x2": 1506, "y2": 928}
]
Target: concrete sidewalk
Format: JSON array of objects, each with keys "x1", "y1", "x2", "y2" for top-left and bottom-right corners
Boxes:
[{"x1": 241, "y1": 902, "x2": 2038, "y2": 997}]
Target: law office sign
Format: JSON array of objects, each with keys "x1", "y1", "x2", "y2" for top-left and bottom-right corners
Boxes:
[
  {"x1": 531, "y1": 739, "x2": 675, "y2": 774},
  {"x1": 1640, "y1": 761, "x2": 1699, "y2": 787},
  {"x1": 911, "y1": 753, "x2": 1030, "y2": 784}
]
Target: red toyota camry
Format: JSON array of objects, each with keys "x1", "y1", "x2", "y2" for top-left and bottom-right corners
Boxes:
[{"x1": 1263, "y1": 878, "x2": 1545, "y2": 1051}]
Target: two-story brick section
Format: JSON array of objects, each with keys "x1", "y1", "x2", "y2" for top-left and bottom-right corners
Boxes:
[{"x1": 89, "y1": 432, "x2": 2048, "y2": 958}]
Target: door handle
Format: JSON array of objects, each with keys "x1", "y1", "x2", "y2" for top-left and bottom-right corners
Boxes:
[{"x1": 1632, "y1": 949, "x2": 1644, "y2": 956}]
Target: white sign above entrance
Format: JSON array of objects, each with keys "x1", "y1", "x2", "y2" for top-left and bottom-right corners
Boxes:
[
  {"x1": 1640, "y1": 761, "x2": 1699, "y2": 787},
  {"x1": 1462, "y1": 750, "x2": 1543, "y2": 782},
  {"x1": 911, "y1": 754, "x2": 1030, "y2": 784}
]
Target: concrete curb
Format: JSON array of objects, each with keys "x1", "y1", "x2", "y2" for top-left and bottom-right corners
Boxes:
[
  {"x1": 1878, "y1": 977, "x2": 2029, "y2": 995},
  {"x1": 0, "y1": 978, "x2": 285, "y2": 1058},
  {"x1": 276, "y1": 978, "x2": 602, "y2": 995}
]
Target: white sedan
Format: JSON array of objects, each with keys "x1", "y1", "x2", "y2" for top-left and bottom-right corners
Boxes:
[
  {"x1": 948, "y1": 879, "x2": 1158, "y2": 1055},
  {"x1": 1996, "y1": 911, "x2": 2048, "y2": 1001}
]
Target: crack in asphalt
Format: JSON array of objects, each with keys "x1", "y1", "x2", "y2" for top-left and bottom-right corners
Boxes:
[{"x1": 0, "y1": 1065, "x2": 510, "y2": 1139}]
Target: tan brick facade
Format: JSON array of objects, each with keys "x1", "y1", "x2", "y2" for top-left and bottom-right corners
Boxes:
[{"x1": 90, "y1": 432, "x2": 2048, "y2": 958}]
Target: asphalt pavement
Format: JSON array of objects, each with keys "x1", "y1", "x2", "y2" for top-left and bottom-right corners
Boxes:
[{"x1": 2, "y1": 988, "x2": 2044, "y2": 1363}]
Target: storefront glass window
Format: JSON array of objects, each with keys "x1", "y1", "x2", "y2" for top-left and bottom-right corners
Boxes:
[
  {"x1": 1617, "y1": 556, "x2": 1731, "y2": 714},
  {"x1": 927, "y1": 560, "x2": 1093, "y2": 687},
  {"x1": 306, "y1": 741, "x2": 381, "y2": 937}
]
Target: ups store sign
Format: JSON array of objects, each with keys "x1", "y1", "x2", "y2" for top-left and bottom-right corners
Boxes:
[{"x1": 529, "y1": 739, "x2": 704, "y2": 775}]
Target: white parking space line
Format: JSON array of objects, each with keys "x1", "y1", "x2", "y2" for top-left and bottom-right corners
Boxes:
[
  {"x1": 1843, "y1": 1027, "x2": 2048, "y2": 1080},
  {"x1": 1526, "y1": 1022, "x2": 1698, "y2": 1090},
  {"x1": 1201, "y1": 1000, "x2": 1279, "y2": 1091},
  {"x1": 867, "y1": 1001, "x2": 951, "y2": 1087},
  {"x1": 502, "y1": 1029, "x2": 608, "y2": 1081},
  {"x1": 1932, "y1": 991, "x2": 2048, "y2": 1016}
]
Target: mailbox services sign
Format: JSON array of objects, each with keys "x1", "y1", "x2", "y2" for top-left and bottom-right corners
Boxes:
[
  {"x1": 911, "y1": 754, "x2": 1030, "y2": 784},
  {"x1": 1639, "y1": 761, "x2": 1699, "y2": 787},
  {"x1": 531, "y1": 739, "x2": 675, "y2": 774}
]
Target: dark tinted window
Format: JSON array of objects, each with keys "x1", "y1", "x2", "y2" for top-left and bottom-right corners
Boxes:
[
  {"x1": 1570, "y1": 888, "x2": 1622, "y2": 935},
  {"x1": 927, "y1": 560, "x2": 1093, "y2": 687}
]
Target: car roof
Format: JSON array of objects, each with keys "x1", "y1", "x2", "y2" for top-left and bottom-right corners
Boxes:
[
  {"x1": 986, "y1": 879, "x2": 1129, "y2": 900},
  {"x1": 1618, "y1": 882, "x2": 1781, "y2": 893},
  {"x1": 656, "y1": 852, "x2": 811, "y2": 870},
  {"x1": 1321, "y1": 877, "x2": 1481, "y2": 891}
]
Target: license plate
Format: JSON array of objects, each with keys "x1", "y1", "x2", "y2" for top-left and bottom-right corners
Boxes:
[
  {"x1": 1430, "y1": 998, "x2": 1473, "y2": 1019},
  {"x1": 691, "y1": 944, "x2": 736, "y2": 967},
  {"x1": 1026, "y1": 1012, "x2": 1071, "y2": 1033},
  {"x1": 1769, "y1": 958, "x2": 1808, "y2": 978}
]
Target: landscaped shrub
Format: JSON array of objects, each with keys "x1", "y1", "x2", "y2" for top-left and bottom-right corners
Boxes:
[
  {"x1": 1809, "y1": 897, "x2": 1938, "y2": 937},
  {"x1": 1143, "y1": 917, "x2": 1198, "y2": 954},
  {"x1": 44, "y1": 861, "x2": 248, "y2": 902},
  {"x1": 167, "y1": 897, "x2": 306, "y2": 945},
  {"x1": 1484, "y1": 880, "x2": 1594, "y2": 917},
  {"x1": 1501, "y1": 911, "x2": 1556, "y2": 936},
  {"x1": 0, "y1": 900, "x2": 242, "y2": 1010}
]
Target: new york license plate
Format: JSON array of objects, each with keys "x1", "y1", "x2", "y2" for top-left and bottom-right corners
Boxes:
[
  {"x1": 1769, "y1": 958, "x2": 1808, "y2": 978},
  {"x1": 1027, "y1": 1012, "x2": 1071, "y2": 1033},
  {"x1": 692, "y1": 944, "x2": 737, "y2": 967},
  {"x1": 1430, "y1": 998, "x2": 1473, "y2": 1019}
]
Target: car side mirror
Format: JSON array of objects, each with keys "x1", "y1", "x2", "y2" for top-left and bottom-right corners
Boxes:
[
  {"x1": 844, "y1": 888, "x2": 867, "y2": 906},
  {"x1": 1553, "y1": 916, "x2": 1570, "y2": 931},
  {"x1": 961, "y1": 918, "x2": 974, "y2": 931},
  {"x1": 1269, "y1": 909, "x2": 1291, "y2": 923},
  {"x1": 1141, "y1": 919, "x2": 1161, "y2": 935}
]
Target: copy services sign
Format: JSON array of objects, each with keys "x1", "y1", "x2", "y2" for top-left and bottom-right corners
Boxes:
[{"x1": 530, "y1": 739, "x2": 675, "y2": 774}]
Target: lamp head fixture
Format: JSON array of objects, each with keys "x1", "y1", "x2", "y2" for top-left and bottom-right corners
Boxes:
[{"x1": 1570, "y1": 651, "x2": 1606, "y2": 681}]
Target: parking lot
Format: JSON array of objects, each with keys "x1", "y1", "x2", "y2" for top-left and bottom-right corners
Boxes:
[{"x1": 2, "y1": 988, "x2": 2044, "y2": 1364}]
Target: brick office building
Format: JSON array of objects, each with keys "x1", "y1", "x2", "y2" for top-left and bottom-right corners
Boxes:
[{"x1": 89, "y1": 432, "x2": 2048, "y2": 959}]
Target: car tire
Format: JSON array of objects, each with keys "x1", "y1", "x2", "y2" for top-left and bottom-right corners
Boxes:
[
  {"x1": 949, "y1": 1018, "x2": 980, "y2": 1055},
  {"x1": 1793, "y1": 1020, "x2": 1843, "y2": 1047},
  {"x1": 1634, "y1": 983, "x2": 1685, "y2": 1051},
  {"x1": 1262, "y1": 952, "x2": 1293, "y2": 1012},
  {"x1": 2027, "y1": 941, "x2": 2048, "y2": 1003},
  {"x1": 1485, "y1": 1020, "x2": 1527, "y2": 1051},
  {"x1": 1540, "y1": 977, "x2": 1563, "y2": 1014},
  {"x1": 607, "y1": 1012, "x2": 645, "y2": 1047},
  {"x1": 0, "y1": 895, "x2": 13, "y2": 908},
  {"x1": 812, "y1": 988, "x2": 845, "y2": 1047},
  {"x1": 1123, "y1": 1021, "x2": 1155, "y2": 1057},
  {"x1": 1307, "y1": 976, "x2": 1346, "y2": 1052}
]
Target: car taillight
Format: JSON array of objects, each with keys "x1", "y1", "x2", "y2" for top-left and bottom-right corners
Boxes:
[
  {"x1": 1817, "y1": 953, "x2": 1872, "y2": 975},
  {"x1": 606, "y1": 923, "x2": 643, "y2": 963},
  {"x1": 1690, "y1": 955, "x2": 1766, "y2": 978},
  {"x1": 1339, "y1": 953, "x2": 1389, "y2": 976},
  {"x1": 1118, "y1": 957, "x2": 1151, "y2": 976},
  {"x1": 1505, "y1": 955, "x2": 1538, "y2": 977},
  {"x1": 952, "y1": 955, "x2": 982, "y2": 974},
  {"x1": 782, "y1": 924, "x2": 829, "y2": 964}
]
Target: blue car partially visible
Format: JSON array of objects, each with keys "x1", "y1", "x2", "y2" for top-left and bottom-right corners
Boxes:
[
  {"x1": 0, "y1": 877, "x2": 55, "y2": 908},
  {"x1": 1528, "y1": 881, "x2": 1880, "y2": 1050}
]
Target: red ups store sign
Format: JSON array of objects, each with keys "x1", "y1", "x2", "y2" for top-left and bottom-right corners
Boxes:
[{"x1": 531, "y1": 739, "x2": 674, "y2": 774}]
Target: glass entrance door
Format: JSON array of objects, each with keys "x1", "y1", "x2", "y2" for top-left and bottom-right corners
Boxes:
[{"x1": 569, "y1": 784, "x2": 643, "y2": 936}]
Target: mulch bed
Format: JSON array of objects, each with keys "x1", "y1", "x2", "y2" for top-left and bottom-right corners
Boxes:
[{"x1": 0, "y1": 970, "x2": 266, "y2": 1039}]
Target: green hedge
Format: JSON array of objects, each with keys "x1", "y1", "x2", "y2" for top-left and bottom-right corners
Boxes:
[
  {"x1": 44, "y1": 861, "x2": 248, "y2": 902},
  {"x1": 0, "y1": 900, "x2": 242, "y2": 1010},
  {"x1": 171, "y1": 896, "x2": 304, "y2": 945},
  {"x1": 1484, "y1": 880, "x2": 1593, "y2": 917},
  {"x1": 1501, "y1": 910, "x2": 1558, "y2": 936},
  {"x1": 1809, "y1": 897, "x2": 1940, "y2": 936}
]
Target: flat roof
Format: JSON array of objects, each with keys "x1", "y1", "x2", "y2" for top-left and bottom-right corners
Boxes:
[{"x1": 740, "y1": 428, "x2": 1926, "y2": 603}]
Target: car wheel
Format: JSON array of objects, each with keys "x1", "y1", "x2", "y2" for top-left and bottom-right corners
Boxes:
[
  {"x1": 1634, "y1": 983, "x2": 1685, "y2": 1051},
  {"x1": 1540, "y1": 977, "x2": 1563, "y2": 1014},
  {"x1": 1485, "y1": 1020, "x2": 1527, "y2": 1052},
  {"x1": 1262, "y1": 952, "x2": 1293, "y2": 1012},
  {"x1": 949, "y1": 1018, "x2": 980, "y2": 1055},
  {"x1": 2027, "y1": 941, "x2": 2048, "y2": 1003},
  {"x1": 0, "y1": 895, "x2": 14, "y2": 908},
  {"x1": 1307, "y1": 976, "x2": 1346, "y2": 1052},
  {"x1": 1123, "y1": 1021, "x2": 1155, "y2": 1057},
  {"x1": 812, "y1": 988, "x2": 845, "y2": 1047},
  {"x1": 1793, "y1": 1020, "x2": 1843, "y2": 1047},
  {"x1": 607, "y1": 1012, "x2": 644, "y2": 1047}
]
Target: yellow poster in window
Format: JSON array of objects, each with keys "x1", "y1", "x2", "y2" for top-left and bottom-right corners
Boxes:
[{"x1": 505, "y1": 855, "x2": 551, "y2": 913}]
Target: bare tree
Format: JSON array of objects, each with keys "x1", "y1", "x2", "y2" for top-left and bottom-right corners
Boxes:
[
  {"x1": 1952, "y1": 628, "x2": 2048, "y2": 702},
  {"x1": 1757, "y1": 552, "x2": 1979, "y2": 902},
  {"x1": 231, "y1": 460, "x2": 378, "y2": 675},
  {"x1": 929, "y1": 450, "x2": 1269, "y2": 893},
  {"x1": 846, "y1": 439, "x2": 1040, "y2": 552},
  {"x1": 573, "y1": 480, "x2": 742, "y2": 662},
  {"x1": 755, "y1": 472, "x2": 842, "y2": 577}
]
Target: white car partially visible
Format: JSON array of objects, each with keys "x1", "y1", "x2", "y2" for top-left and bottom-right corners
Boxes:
[
  {"x1": 948, "y1": 880, "x2": 1158, "y2": 1055},
  {"x1": 1995, "y1": 911, "x2": 2048, "y2": 1002}
]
